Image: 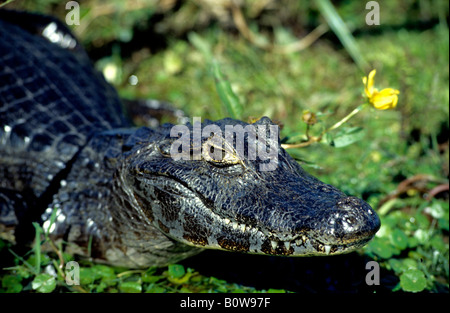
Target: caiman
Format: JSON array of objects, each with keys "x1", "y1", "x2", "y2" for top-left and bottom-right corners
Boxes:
[{"x1": 0, "y1": 10, "x2": 380, "y2": 268}]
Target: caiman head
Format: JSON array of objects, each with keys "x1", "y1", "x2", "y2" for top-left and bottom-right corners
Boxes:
[{"x1": 123, "y1": 117, "x2": 380, "y2": 257}]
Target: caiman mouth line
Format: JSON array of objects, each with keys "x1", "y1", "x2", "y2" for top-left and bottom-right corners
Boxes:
[
  {"x1": 217, "y1": 217, "x2": 373, "y2": 256},
  {"x1": 216, "y1": 212, "x2": 372, "y2": 256},
  {"x1": 148, "y1": 173, "x2": 371, "y2": 256}
]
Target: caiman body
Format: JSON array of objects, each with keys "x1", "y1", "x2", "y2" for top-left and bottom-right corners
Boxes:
[{"x1": 0, "y1": 11, "x2": 380, "y2": 268}]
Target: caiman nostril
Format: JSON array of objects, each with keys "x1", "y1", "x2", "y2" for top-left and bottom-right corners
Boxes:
[
  {"x1": 322, "y1": 196, "x2": 381, "y2": 244},
  {"x1": 336, "y1": 196, "x2": 365, "y2": 211}
]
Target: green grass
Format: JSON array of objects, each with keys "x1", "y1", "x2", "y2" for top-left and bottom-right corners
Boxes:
[{"x1": 1, "y1": 0, "x2": 448, "y2": 293}]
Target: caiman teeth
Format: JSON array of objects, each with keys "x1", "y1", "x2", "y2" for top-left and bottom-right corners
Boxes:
[
  {"x1": 222, "y1": 218, "x2": 254, "y2": 234},
  {"x1": 271, "y1": 240, "x2": 278, "y2": 250},
  {"x1": 268, "y1": 239, "x2": 306, "y2": 253},
  {"x1": 220, "y1": 218, "x2": 333, "y2": 255}
]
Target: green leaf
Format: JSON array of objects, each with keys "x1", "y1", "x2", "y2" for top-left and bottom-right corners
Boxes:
[
  {"x1": 0, "y1": 0, "x2": 15, "y2": 8},
  {"x1": 95, "y1": 281, "x2": 108, "y2": 293},
  {"x1": 145, "y1": 285, "x2": 167, "y2": 293},
  {"x1": 400, "y1": 269, "x2": 427, "y2": 292},
  {"x1": 12, "y1": 264, "x2": 34, "y2": 280},
  {"x1": 80, "y1": 267, "x2": 96, "y2": 285},
  {"x1": 207, "y1": 276, "x2": 228, "y2": 292},
  {"x1": 32, "y1": 222, "x2": 43, "y2": 274},
  {"x1": 45, "y1": 207, "x2": 59, "y2": 236},
  {"x1": 414, "y1": 229, "x2": 430, "y2": 244},
  {"x1": 425, "y1": 201, "x2": 445, "y2": 219},
  {"x1": 212, "y1": 61, "x2": 243, "y2": 119},
  {"x1": 167, "y1": 264, "x2": 193, "y2": 284},
  {"x1": 267, "y1": 288, "x2": 286, "y2": 293},
  {"x1": 142, "y1": 267, "x2": 162, "y2": 284},
  {"x1": 429, "y1": 235, "x2": 447, "y2": 252},
  {"x1": 92, "y1": 265, "x2": 117, "y2": 286},
  {"x1": 1, "y1": 275, "x2": 23, "y2": 293},
  {"x1": 315, "y1": 0, "x2": 368, "y2": 71},
  {"x1": 438, "y1": 214, "x2": 449, "y2": 232},
  {"x1": 32, "y1": 273, "x2": 56, "y2": 293},
  {"x1": 407, "y1": 236, "x2": 419, "y2": 249},
  {"x1": 331, "y1": 127, "x2": 366, "y2": 148},
  {"x1": 414, "y1": 211, "x2": 431, "y2": 229},
  {"x1": 367, "y1": 237, "x2": 398, "y2": 259},
  {"x1": 188, "y1": 32, "x2": 213, "y2": 62},
  {"x1": 168, "y1": 264, "x2": 186, "y2": 279},
  {"x1": 390, "y1": 229, "x2": 409, "y2": 250},
  {"x1": 387, "y1": 259, "x2": 404, "y2": 274},
  {"x1": 119, "y1": 281, "x2": 142, "y2": 293},
  {"x1": 164, "y1": 51, "x2": 183, "y2": 75}
]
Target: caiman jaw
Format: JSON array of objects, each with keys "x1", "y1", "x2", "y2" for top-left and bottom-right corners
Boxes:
[
  {"x1": 155, "y1": 180, "x2": 380, "y2": 257},
  {"x1": 211, "y1": 207, "x2": 380, "y2": 257}
]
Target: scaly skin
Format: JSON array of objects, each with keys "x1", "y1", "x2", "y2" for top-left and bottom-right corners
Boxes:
[{"x1": 0, "y1": 11, "x2": 380, "y2": 268}]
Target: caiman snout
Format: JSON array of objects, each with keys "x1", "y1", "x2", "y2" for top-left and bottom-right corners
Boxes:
[{"x1": 322, "y1": 196, "x2": 381, "y2": 246}]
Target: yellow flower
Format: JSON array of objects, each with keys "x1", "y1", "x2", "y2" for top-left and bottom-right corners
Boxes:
[{"x1": 363, "y1": 69, "x2": 400, "y2": 110}]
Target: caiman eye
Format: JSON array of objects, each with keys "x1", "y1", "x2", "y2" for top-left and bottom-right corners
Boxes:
[
  {"x1": 158, "y1": 141, "x2": 172, "y2": 157},
  {"x1": 202, "y1": 135, "x2": 241, "y2": 167},
  {"x1": 205, "y1": 148, "x2": 241, "y2": 167}
]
